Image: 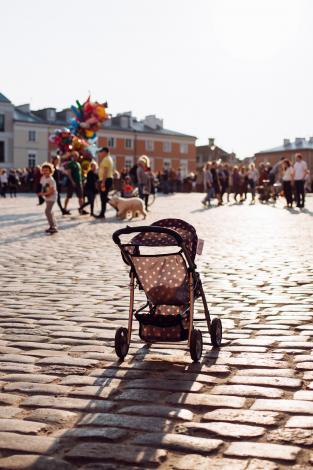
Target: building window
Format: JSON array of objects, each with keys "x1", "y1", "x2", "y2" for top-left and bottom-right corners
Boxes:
[
  {"x1": 125, "y1": 138, "x2": 133, "y2": 149},
  {"x1": 145, "y1": 140, "x2": 154, "y2": 151},
  {"x1": 28, "y1": 130, "x2": 36, "y2": 142},
  {"x1": 163, "y1": 141, "x2": 172, "y2": 152},
  {"x1": 0, "y1": 141, "x2": 4, "y2": 162},
  {"x1": 108, "y1": 137, "x2": 115, "y2": 148},
  {"x1": 28, "y1": 152, "x2": 36, "y2": 168},
  {"x1": 124, "y1": 155, "x2": 134, "y2": 169},
  {"x1": 180, "y1": 159, "x2": 188, "y2": 178},
  {"x1": 180, "y1": 143, "x2": 188, "y2": 154},
  {"x1": 0, "y1": 114, "x2": 5, "y2": 132}
]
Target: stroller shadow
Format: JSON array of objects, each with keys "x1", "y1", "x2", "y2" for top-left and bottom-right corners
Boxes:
[{"x1": 28, "y1": 330, "x2": 223, "y2": 468}]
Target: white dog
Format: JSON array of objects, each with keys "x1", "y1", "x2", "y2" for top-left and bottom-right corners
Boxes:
[{"x1": 108, "y1": 195, "x2": 147, "y2": 220}]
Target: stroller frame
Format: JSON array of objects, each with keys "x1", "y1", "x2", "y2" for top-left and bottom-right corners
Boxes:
[{"x1": 113, "y1": 223, "x2": 222, "y2": 361}]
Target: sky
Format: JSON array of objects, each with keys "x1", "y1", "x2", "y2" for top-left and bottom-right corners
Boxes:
[{"x1": 2, "y1": 0, "x2": 313, "y2": 158}]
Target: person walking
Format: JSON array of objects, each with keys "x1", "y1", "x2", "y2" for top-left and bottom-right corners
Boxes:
[
  {"x1": 52, "y1": 155, "x2": 69, "y2": 215},
  {"x1": 232, "y1": 166, "x2": 243, "y2": 203},
  {"x1": 95, "y1": 147, "x2": 113, "y2": 219},
  {"x1": 0, "y1": 169, "x2": 8, "y2": 197},
  {"x1": 247, "y1": 163, "x2": 258, "y2": 204},
  {"x1": 211, "y1": 161, "x2": 222, "y2": 205},
  {"x1": 37, "y1": 162, "x2": 58, "y2": 234},
  {"x1": 202, "y1": 162, "x2": 214, "y2": 207},
  {"x1": 80, "y1": 161, "x2": 98, "y2": 216},
  {"x1": 293, "y1": 153, "x2": 309, "y2": 208},
  {"x1": 136, "y1": 156, "x2": 149, "y2": 199},
  {"x1": 282, "y1": 159, "x2": 294, "y2": 208},
  {"x1": 63, "y1": 151, "x2": 86, "y2": 215}
]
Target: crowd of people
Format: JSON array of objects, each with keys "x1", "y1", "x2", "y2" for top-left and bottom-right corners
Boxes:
[
  {"x1": 1, "y1": 151, "x2": 312, "y2": 234},
  {"x1": 201, "y1": 154, "x2": 311, "y2": 209}
]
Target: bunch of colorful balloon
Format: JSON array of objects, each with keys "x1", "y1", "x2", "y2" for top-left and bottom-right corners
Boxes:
[
  {"x1": 70, "y1": 97, "x2": 108, "y2": 140},
  {"x1": 48, "y1": 128, "x2": 73, "y2": 154}
]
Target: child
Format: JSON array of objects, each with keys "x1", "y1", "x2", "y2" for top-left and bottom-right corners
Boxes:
[
  {"x1": 37, "y1": 163, "x2": 58, "y2": 234},
  {"x1": 122, "y1": 175, "x2": 135, "y2": 198}
]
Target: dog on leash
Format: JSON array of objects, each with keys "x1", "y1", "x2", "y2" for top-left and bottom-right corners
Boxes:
[{"x1": 108, "y1": 195, "x2": 147, "y2": 220}]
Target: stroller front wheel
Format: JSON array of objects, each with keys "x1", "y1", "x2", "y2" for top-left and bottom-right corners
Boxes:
[
  {"x1": 210, "y1": 318, "x2": 222, "y2": 347},
  {"x1": 115, "y1": 327, "x2": 129, "y2": 360},
  {"x1": 190, "y1": 329, "x2": 203, "y2": 362}
]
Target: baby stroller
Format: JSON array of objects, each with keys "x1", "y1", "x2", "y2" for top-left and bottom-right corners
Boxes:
[{"x1": 112, "y1": 218, "x2": 222, "y2": 362}]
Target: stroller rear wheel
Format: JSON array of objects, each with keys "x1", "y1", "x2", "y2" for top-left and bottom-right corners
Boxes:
[
  {"x1": 210, "y1": 318, "x2": 222, "y2": 347},
  {"x1": 190, "y1": 329, "x2": 203, "y2": 362},
  {"x1": 115, "y1": 327, "x2": 129, "y2": 360}
]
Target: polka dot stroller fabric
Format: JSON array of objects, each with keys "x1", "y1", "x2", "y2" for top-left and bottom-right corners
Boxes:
[{"x1": 130, "y1": 218, "x2": 198, "y2": 261}]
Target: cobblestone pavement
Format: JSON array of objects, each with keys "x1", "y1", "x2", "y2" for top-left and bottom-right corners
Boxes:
[{"x1": 0, "y1": 193, "x2": 313, "y2": 470}]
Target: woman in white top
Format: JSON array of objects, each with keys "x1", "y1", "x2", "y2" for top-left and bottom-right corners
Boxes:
[{"x1": 282, "y1": 159, "x2": 294, "y2": 208}]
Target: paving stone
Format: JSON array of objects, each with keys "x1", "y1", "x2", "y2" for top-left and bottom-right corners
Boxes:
[
  {"x1": 69, "y1": 382, "x2": 121, "y2": 398},
  {"x1": 0, "y1": 363, "x2": 40, "y2": 373},
  {"x1": 252, "y1": 399, "x2": 313, "y2": 414},
  {"x1": 236, "y1": 368, "x2": 296, "y2": 377},
  {"x1": 246, "y1": 459, "x2": 279, "y2": 470},
  {"x1": 117, "y1": 405, "x2": 194, "y2": 421},
  {"x1": 79, "y1": 412, "x2": 173, "y2": 432},
  {"x1": 0, "y1": 392, "x2": 22, "y2": 405},
  {"x1": 202, "y1": 409, "x2": 282, "y2": 426},
  {"x1": 173, "y1": 455, "x2": 247, "y2": 470},
  {"x1": 114, "y1": 388, "x2": 168, "y2": 403},
  {"x1": 133, "y1": 432, "x2": 223, "y2": 453},
  {"x1": 53, "y1": 426, "x2": 128, "y2": 440},
  {"x1": 228, "y1": 375, "x2": 301, "y2": 388},
  {"x1": 0, "y1": 418, "x2": 48, "y2": 434},
  {"x1": 36, "y1": 357, "x2": 98, "y2": 367},
  {"x1": 293, "y1": 390, "x2": 313, "y2": 400},
  {"x1": 0, "y1": 374, "x2": 59, "y2": 383},
  {"x1": 296, "y1": 362, "x2": 313, "y2": 370},
  {"x1": 0, "y1": 406, "x2": 22, "y2": 418},
  {"x1": 166, "y1": 393, "x2": 246, "y2": 408},
  {"x1": 3, "y1": 382, "x2": 71, "y2": 395},
  {"x1": 224, "y1": 441, "x2": 301, "y2": 461},
  {"x1": 184, "y1": 421, "x2": 265, "y2": 438},
  {"x1": 0, "y1": 432, "x2": 59, "y2": 454},
  {"x1": 210, "y1": 384, "x2": 284, "y2": 398},
  {"x1": 21, "y1": 395, "x2": 114, "y2": 412},
  {"x1": 0, "y1": 455, "x2": 74, "y2": 470},
  {"x1": 267, "y1": 428, "x2": 313, "y2": 446},
  {"x1": 123, "y1": 379, "x2": 203, "y2": 392},
  {"x1": 67, "y1": 442, "x2": 167, "y2": 465},
  {"x1": 26, "y1": 408, "x2": 78, "y2": 424}
]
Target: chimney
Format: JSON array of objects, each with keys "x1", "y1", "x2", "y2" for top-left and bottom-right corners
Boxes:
[
  {"x1": 283, "y1": 138, "x2": 290, "y2": 146},
  {"x1": 208, "y1": 138, "x2": 215, "y2": 149},
  {"x1": 295, "y1": 137, "x2": 305, "y2": 146}
]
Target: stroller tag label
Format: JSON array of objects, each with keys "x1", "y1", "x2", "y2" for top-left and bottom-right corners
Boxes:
[{"x1": 196, "y1": 239, "x2": 204, "y2": 255}]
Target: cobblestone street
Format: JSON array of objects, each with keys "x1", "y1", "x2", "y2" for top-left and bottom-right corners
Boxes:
[{"x1": 1, "y1": 193, "x2": 313, "y2": 470}]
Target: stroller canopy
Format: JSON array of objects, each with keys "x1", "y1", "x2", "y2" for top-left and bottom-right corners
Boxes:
[{"x1": 131, "y1": 218, "x2": 198, "y2": 261}]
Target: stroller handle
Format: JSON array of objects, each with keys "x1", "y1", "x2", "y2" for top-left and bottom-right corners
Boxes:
[{"x1": 112, "y1": 225, "x2": 184, "y2": 246}]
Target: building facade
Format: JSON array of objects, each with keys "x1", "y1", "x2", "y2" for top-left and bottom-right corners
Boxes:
[
  {"x1": 254, "y1": 138, "x2": 313, "y2": 175},
  {"x1": 196, "y1": 138, "x2": 237, "y2": 169},
  {"x1": 0, "y1": 93, "x2": 196, "y2": 176}
]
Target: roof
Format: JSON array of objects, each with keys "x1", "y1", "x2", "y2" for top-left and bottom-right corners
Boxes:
[
  {"x1": 257, "y1": 140, "x2": 313, "y2": 154},
  {"x1": 106, "y1": 121, "x2": 196, "y2": 139},
  {"x1": 0, "y1": 92, "x2": 11, "y2": 104},
  {"x1": 13, "y1": 109, "x2": 44, "y2": 124},
  {"x1": 8, "y1": 98, "x2": 195, "y2": 139}
]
